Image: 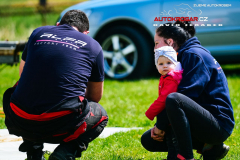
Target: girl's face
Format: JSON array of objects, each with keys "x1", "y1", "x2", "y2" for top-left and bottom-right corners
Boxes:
[{"x1": 157, "y1": 56, "x2": 175, "y2": 75}]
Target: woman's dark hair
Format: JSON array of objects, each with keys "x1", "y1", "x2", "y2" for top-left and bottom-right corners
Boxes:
[
  {"x1": 60, "y1": 10, "x2": 89, "y2": 33},
  {"x1": 156, "y1": 21, "x2": 196, "y2": 48}
]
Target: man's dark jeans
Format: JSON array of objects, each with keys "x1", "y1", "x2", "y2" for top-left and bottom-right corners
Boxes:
[{"x1": 141, "y1": 93, "x2": 229, "y2": 159}]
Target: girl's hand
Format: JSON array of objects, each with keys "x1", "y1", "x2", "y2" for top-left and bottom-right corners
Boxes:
[{"x1": 151, "y1": 126, "x2": 165, "y2": 142}]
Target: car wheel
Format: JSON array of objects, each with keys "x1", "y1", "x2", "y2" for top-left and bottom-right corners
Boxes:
[{"x1": 97, "y1": 26, "x2": 153, "y2": 79}]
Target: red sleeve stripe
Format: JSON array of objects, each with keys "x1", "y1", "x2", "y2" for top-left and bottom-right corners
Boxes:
[{"x1": 10, "y1": 102, "x2": 73, "y2": 121}]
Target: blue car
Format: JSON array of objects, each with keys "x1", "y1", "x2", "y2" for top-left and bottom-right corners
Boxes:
[{"x1": 58, "y1": 0, "x2": 240, "y2": 79}]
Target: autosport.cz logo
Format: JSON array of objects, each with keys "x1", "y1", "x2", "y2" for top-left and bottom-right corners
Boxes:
[
  {"x1": 152, "y1": 3, "x2": 230, "y2": 27},
  {"x1": 154, "y1": 17, "x2": 208, "y2": 22},
  {"x1": 153, "y1": 16, "x2": 223, "y2": 27}
]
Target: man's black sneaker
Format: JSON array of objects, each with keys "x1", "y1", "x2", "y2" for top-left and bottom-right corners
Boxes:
[
  {"x1": 48, "y1": 143, "x2": 77, "y2": 160},
  {"x1": 27, "y1": 151, "x2": 46, "y2": 160}
]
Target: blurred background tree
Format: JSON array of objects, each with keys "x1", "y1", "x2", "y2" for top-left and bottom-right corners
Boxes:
[{"x1": 0, "y1": 0, "x2": 86, "y2": 41}]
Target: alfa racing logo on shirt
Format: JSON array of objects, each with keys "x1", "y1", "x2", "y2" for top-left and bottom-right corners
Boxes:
[{"x1": 34, "y1": 33, "x2": 88, "y2": 50}]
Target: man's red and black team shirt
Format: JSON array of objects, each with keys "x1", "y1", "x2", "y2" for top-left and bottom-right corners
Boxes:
[{"x1": 11, "y1": 24, "x2": 104, "y2": 114}]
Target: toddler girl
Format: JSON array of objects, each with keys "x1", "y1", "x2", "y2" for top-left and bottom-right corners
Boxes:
[{"x1": 145, "y1": 46, "x2": 183, "y2": 160}]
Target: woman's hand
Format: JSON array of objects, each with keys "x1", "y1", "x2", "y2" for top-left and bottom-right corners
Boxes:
[{"x1": 151, "y1": 126, "x2": 165, "y2": 142}]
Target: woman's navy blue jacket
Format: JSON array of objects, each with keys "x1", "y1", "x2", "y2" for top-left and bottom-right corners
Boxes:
[{"x1": 177, "y1": 37, "x2": 235, "y2": 135}]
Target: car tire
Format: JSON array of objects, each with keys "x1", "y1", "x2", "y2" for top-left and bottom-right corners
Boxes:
[{"x1": 96, "y1": 26, "x2": 153, "y2": 79}]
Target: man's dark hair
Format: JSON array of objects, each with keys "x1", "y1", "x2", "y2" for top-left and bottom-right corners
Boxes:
[{"x1": 60, "y1": 10, "x2": 89, "y2": 33}]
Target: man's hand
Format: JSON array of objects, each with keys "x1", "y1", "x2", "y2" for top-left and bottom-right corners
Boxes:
[{"x1": 151, "y1": 125, "x2": 165, "y2": 142}]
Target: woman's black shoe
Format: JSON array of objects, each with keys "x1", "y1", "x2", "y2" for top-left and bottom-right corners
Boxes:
[{"x1": 202, "y1": 143, "x2": 230, "y2": 160}]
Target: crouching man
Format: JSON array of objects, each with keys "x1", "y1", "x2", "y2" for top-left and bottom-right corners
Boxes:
[{"x1": 3, "y1": 10, "x2": 108, "y2": 160}]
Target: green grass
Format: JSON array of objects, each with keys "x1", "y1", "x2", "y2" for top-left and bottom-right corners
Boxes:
[
  {"x1": 0, "y1": 64, "x2": 19, "y2": 112},
  {"x1": 0, "y1": 64, "x2": 157, "y2": 128},
  {"x1": 78, "y1": 129, "x2": 240, "y2": 160},
  {"x1": 0, "y1": 0, "x2": 29, "y2": 5},
  {"x1": 82, "y1": 72, "x2": 240, "y2": 159},
  {"x1": 0, "y1": 64, "x2": 240, "y2": 159},
  {"x1": 1, "y1": 6, "x2": 240, "y2": 159},
  {"x1": 100, "y1": 79, "x2": 158, "y2": 128},
  {"x1": 80, "y1": 129, "x2": 167, "y2": 160},
  {"x1": 0, "y1": 118, "x2": 6, "y2": 129}
]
